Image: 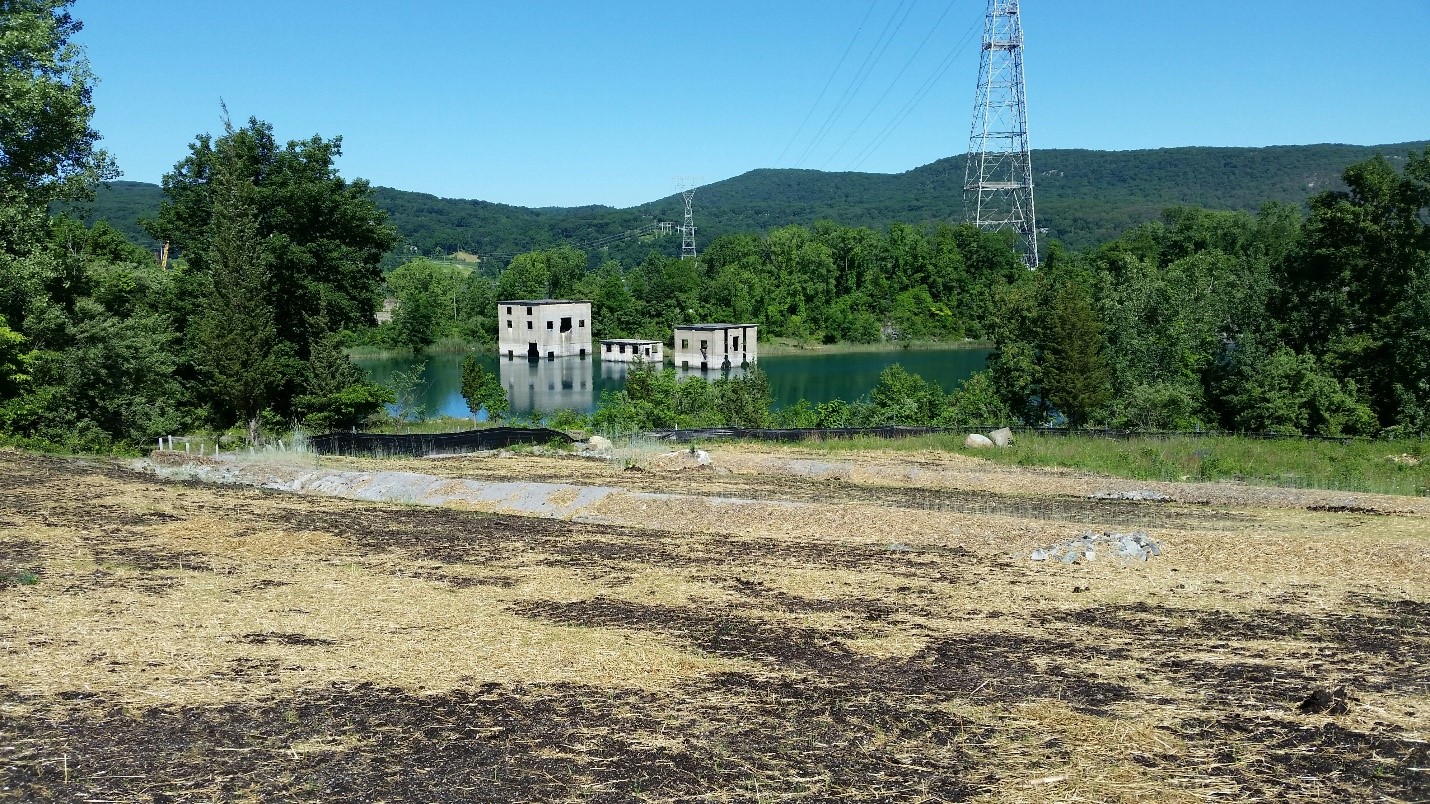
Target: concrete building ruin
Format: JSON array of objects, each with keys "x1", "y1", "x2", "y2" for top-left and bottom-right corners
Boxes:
[
  {"x1": 498, "y1": 300, "x2": 592, "y2": 360},
  {"x1": 673, "y1": 324, "x2": 757, "y2": 372},
  {"x1": 600, "y1": 339, "x2": 663, "y2": 363}
]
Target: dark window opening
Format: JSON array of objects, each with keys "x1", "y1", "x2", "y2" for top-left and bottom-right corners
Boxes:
[{"x1": 560, "y1": 317, "x2": 572, "y2": 333}]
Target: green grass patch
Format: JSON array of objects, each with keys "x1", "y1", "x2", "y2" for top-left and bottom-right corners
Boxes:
[{"x1": 800, "y1": 432, "x2": 1430, "y2": 497}]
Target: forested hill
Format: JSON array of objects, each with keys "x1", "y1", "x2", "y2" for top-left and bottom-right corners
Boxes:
[{"x1": 74, "y1": 142, "x2": 1428, "y2": 257}]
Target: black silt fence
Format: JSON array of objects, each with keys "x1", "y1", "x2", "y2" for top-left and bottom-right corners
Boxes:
[
  {"x1": 309, "y1": 428, "x2": 573, "y2": 457},
  {"x1": 641, "y1": 426, "x2": 1366, "y2": 444}
]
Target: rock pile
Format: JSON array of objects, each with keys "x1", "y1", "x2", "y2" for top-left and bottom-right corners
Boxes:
[
  {"x1": 965, "y1": 428, "x2": 1014, "y2": 449},
  {"x1": 1030, "y1": 531, "x2": 1162, "y2": 564}
]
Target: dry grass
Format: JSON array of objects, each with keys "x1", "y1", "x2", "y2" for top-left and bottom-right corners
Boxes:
[{"x1": 1, "y1": 447, "x2": 1427, "y2": 802}]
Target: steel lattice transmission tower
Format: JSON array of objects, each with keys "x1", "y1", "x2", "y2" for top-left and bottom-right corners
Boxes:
[
  {"x1": 674, "y1": 177, "x2": 701, "y2": 260},
  {"x1": 964, "y1": 0, "x2": 1040, "y2": 268}
]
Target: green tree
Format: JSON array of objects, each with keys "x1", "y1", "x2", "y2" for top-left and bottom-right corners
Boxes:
[
  {"x1": 869, "y1": 364, "x2": 944, "y2": 425},
  {"x1": 0, "y1": 316, "x2": 33, "y2": 399},
  {"x1": 189, "y1": 131, "x2": 290, "y2": 431},
  {"x1": 295, "y1": 332, "x2": 392, "y2": 431},
  {"x1": 1041, "y1": 279, "x2": 1113, "y2": 427},
  {"x1": 388, "y1": 258, "x2": 464, "y2": 350},
  {"x1": 938, "y1": 371, "x2": 1014, "y2": 428},
  {"x1": 150, "y1": 115, "x2": 398, "y2": 352},
  {"x1": 496, "y1": 251, "x2": 554, "y2": 301},
  {"x1": 1219, "y1": 344, "x2": 1377, "y2": 437},
  {"x1": 1276, "y1": 148, "x2": 1430, "y2": 426},
  {"x1": 0, "y1": 0, "x2": 116, "y2": 209},
  {"x1": 459, "y1": 353, "x2": 507, "y2": 421}
]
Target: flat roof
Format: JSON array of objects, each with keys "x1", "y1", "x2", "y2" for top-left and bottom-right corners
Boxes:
[
  {"x1": 499, "y1": 299, "x2": 590, "y2": 306},
  {"x1": 601, "y1": 338, "x2": 662, "y2": 345},
  {"x1": 675, "y1": 323, "x2": 757, "y2": 331}
]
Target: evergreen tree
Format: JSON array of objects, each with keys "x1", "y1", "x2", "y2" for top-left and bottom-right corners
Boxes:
[
  {"x1": 1041, "y1": 279, "x2": 1113, "y2": 427},
  {"x1": 190, "y1": 131, "x2": 288, "y2": 432},
  {"x1": 459, "y1": 353, "x2": 507, "y2": 421}
]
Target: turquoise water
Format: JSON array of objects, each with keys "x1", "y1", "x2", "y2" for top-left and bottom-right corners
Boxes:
[{"x1": 355, "y1": 346, "x2": 991, "y2": 418}]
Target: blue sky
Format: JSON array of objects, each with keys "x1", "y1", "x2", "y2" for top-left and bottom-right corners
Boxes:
[{"x1": 74, "y1": 1, "x2": 1429, "y2": 208}]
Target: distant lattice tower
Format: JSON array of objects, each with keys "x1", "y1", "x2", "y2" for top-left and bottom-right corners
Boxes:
[
  {"x1": 964, "y1": 0, "x2": 1040, "y2": 268},
  {"x1": 674, "y1": 177, "x2": 700, "y2": 260}
]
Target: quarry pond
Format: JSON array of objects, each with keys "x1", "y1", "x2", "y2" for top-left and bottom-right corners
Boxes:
[{"x1": 355, "y1": 345, "x2": 991, "y2": 418}]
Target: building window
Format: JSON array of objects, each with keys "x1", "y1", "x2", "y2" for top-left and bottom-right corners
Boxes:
[
  {"x1": 527, "y1": 321, "x2": 533, "y2": 330},
  {"x1": 526, "y1": 306, "x2": 533, "y2": 315},
  {"x1": 733, "y1": 336, "x2": 740, "y2": 350},
  {"x1": 605, "y1": 344, "x2": 611, "y2": 353},
  {"x1": 546, "y1": 320, "x2": 554, "y2": 330},
  {"x1": 506, "y1": 320, "x2": 512, "y2": 329},
  {"x1": 506, "y1": 306, "x2": 512, "y2": 314},
  {"x1": 700, "y1": 339, "x2": 708, "y2": 350},
  {"x1": 560, "y1": 317, "x2": 572, "y2": 333},
  {"x1": 681, "y1": 339, "x2": 689, "y2": 349},
  {"x1": 643, "y1": 348, "x2": 650, "y2": 357},
  {"x1": 579, "y1": 319, "x2": 586, "y2": 328}
]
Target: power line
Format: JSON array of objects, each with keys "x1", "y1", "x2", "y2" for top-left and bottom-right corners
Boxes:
[
  {"x1": 793, "y1": 0, "x2": 918, "y2": 169},
  {"x1": 772, "y1": 1, "x2": 881, "y2": 168},
  {"x1": 819, "y1": 0, "x2": 963, "y2": 170},
  {"x1": 848, "y1": 17, "x2": 982, "y2": 171}
]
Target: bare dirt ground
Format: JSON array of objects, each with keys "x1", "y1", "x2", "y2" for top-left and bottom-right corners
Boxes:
[{"x1": 1, "y1": 444, "x2": 1427, "y2": 802}]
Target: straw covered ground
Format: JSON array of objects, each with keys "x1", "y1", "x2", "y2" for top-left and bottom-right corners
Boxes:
[{"x1": 1, "y1": 444, "x2": 1427, "y2": 802}]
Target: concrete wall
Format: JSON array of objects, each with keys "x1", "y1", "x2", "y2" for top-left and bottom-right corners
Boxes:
[
  {"x1": 498, "y1": 301, "x2": 593, "y2": 359},
  {"x1": 673, "y1": 325, "x2": 757, "y2": 371},
  {"x1": 600, "y1": 340, "x2": 663, "y2": 364}
]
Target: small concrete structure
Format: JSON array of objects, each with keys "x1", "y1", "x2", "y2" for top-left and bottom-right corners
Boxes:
[
  {"x1": 498, "y1": 300, "x2": 592, "y2": 360},
  {"x1": 673, "y1": 324, "x2": 757, "y2": 372},
  {"x1": 600, "y1": 339, "x2": 664, "y2": 363}
]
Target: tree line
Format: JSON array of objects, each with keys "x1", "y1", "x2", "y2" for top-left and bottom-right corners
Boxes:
[
  {"x1": 371, "y1": 221, "x2": 1029, "y2": 351},
  {"x1": 1, "y1": 2, "x2": 394, "y2": 450}
]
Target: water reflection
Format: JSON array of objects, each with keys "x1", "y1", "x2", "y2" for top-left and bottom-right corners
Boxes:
[
  {"x1": 675, "y1": 364, "x2": 750, "y2": 381},
  {"x1": 499, "y1": 356, "x2": 592, "y2": 413},
  {"x1": 354, "y1": 347, "x2": 991, "y2": 419}
]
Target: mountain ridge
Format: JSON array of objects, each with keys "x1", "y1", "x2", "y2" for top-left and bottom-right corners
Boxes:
[{"x1": 71, "y1": 141, "x2": 1429, "y2": 260}]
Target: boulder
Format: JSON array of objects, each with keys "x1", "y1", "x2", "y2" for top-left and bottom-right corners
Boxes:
[
  {"x1": 964, "y1": 433, "x2": 995, "y2": 449},
  {"x1": 989, "y1": 427, "x2": 1014, "y2": 447},
  {"x1": 587, "y1": 435, "x2": 614, "y2": 452}
]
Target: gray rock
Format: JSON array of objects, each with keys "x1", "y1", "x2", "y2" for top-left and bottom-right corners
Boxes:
[
  {"x1": 989, "y1": 427, "x2": 1014, "y2": 447},
  {"x1": 964, "y1": 433, "x2": 995, "y2": 450},
  {"x1": 1030, "y1": 530, "x2": 1164, "y2": 564},
  {"x1": 587, "y1": 435, "x2": 614, "y2": 452}
]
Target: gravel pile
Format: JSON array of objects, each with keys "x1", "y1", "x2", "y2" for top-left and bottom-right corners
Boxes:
[{"x1": 1030, "y1": 530, "x2": 1163, "y2": 564}]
